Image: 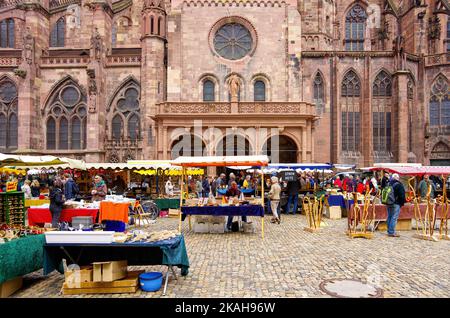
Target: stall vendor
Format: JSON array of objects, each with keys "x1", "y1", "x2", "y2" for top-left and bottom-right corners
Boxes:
[
  {"x1": 226, "y1": 182, "x2": 247, "y2": 231},
  {"x1": 91, "y1": 175, "x2": 107, "y2": 201}
]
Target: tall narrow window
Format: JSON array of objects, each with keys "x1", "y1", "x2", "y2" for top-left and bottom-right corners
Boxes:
[
  {"x1": 313, "y1": 73, "x2": 324, "y2": 115},
  {"x1": 50, "y1": 18, "x2": 65, "y2": 47},
  {"x1": 158, "y1": 17, "x2": 162, "y2": 35},
  {"x1": 112, "y1": 115, "x2": 123, "y2": 141},
  {"x1": 128, "y1": 114, "x2": 139, "y2": 141},
  {"x1": 254, "y1": 80, "x2": 266, "y2": 101},
  {"x1": 150, "y1": 16, "x2": 154, "y2": 34},
  {"x1": 59, "y1": 117, "x2": 68, "y2": 149},
  {"x1": 429, "y1": 75, "x2": 450, "y2": 127},
  {"x1": 112, "y1": 23, "x2": 117, "y2": 47},
  {"x1": 372, "y1": 71, "x2": 392, "y2": 158},
  {"x1": 447, "y1": 20, "x2": 450, "y2": 52},
  {"x1": 0, "y1": 114, "x2": 6, "y2": 148},
  {"x1": 0, "y1": 78, "x2": 18, "y2": 150},
  {"x1": 0, "y1": 19, "x2": 14, "y2": 48},
  {"x1": 341, "y1": 70, "x2": 361, "y2": 154},
  {"x1": 203, "y1": 80, "x2": 215, "y2": 102},
  {"x1": 345, "y1": 4, "x2": 367, "y2": 51},
  {"x1": 8, "y1": 113, "x2": 17, "y2": 148},
  {"x1": 71, "y1": 117, "x2": 81, "y2": 150},
  {"x1": 47, "y1": 118, "x2": 56, "y2": 150}
]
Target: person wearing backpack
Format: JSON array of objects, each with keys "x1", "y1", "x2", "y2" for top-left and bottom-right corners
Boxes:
[{"x1": 384, "y1": 173, "x2": 406, "y2": 237}]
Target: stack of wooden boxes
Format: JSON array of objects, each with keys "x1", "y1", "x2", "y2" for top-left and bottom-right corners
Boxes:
[
  {"x1": 62, "y1": 260, "x2": 143, "y2": 295},
  {"x1": 193, "y1": 216, "x2": 226, "y2": 233}
]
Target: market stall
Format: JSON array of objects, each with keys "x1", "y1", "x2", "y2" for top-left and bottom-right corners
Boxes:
[
  {"x1": 173, "y1": 156, "x2": 269, "y2": 238},
  {"x1": 27, "y1": 207, "x2": 99, "y2": 227}
]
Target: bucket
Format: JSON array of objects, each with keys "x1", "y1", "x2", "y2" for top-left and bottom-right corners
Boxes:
[
  {"x1": 139, "y1": 272, "x2": 163, "y2": 292},
  {"x1": 159, "y1": 210, "x2": 169, "y2": 218}
]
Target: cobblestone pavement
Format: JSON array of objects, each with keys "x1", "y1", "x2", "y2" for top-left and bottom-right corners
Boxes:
[{"x1": 12, "y1": 215, "x2": 450, "y2": 298}]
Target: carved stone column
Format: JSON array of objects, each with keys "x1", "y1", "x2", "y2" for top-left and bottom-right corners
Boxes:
[{"x1": 395, "y1": 71, "x2": 410, "y2": 163}]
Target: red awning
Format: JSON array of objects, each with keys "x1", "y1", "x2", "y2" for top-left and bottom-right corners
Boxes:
[{"x1": 370, "y1": 166, "x2": 450, "y2": 176}]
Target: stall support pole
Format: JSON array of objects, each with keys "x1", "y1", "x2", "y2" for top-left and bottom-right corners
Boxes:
[
  {"x1": 178, "y1": 167, "x2": 185, "y2": 233},
  {"x1": 261, "y1": 169, "x2": 265, "y2": 239}
]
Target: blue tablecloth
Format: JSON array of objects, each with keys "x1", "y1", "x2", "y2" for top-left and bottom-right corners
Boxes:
[
  {"x1": 43, "y1": 235, "x2": 190, "y2": 276},
  {"x1": 327, "y1": 195, "x2": 347, "y2": 208},
  {"x1": 217, "y1": 188, "x2": 255, "y2": 195},
  {"x1": 181, "y1": 205, "x2": 264, "y2": 217}
]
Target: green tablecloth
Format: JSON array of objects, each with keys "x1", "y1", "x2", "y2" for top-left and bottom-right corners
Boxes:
[
  {"x1": 0, "y1": 234, "x2": 45, "y2": 284},
  {"x1": 155, "y1": 198, "x2": 180, "y2": 210}
]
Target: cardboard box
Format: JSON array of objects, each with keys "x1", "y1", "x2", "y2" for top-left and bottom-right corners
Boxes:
[
  {"x1": 325, "y1": 206, "x2": 342, "y2": 220},
  {"x1": 194, "y1": 215, "x2": 210, "y2": 223},
  {"x1": 209, "y1": 216, "x2": 225, "y2": 224},
  {"x1": 0, "y1": 276, "x2": 23, "y2": 298},
  {"x1": 193, "y1": 222, "x2": 209, "y2": 233},
  {"x1": 65, "y1": 266, "x2": 93, "y2": 288},
  {"x1": 93, "y1": 260, "x2": 128, "y2": 282},
  {"x1": 168, "y1": 209, "x2": 180, "y2": 218}
]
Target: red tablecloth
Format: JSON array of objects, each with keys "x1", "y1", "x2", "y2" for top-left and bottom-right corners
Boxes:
[
  {"x1": 27, "y1": 208, "x2": 99, "y2": 226},
  {"x1": 348, "y1": 203, "x2": 450, "y2": 221}
]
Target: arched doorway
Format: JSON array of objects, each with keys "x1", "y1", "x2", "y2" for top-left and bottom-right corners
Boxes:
[
  {"x1": 215, "y1": 134, "x2": 252, "y2": 156},
  {"x1": 215, "y1": 134, "x2": 252, "y2": 177},
  {"x1": 430, "y1": 142, "x2": 450, "y2": 166},
  {"x1": 170, "y1": 134, "x2": 206, "y2": 159},
  {"x1": 263, "y1": 135, "x2": 298, "y2": 163}
]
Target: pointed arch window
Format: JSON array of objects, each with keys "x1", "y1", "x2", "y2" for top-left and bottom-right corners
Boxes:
[
  {"x1": 108, "y1": 80, "x2": 141, "y2": 143},
  {"x1": 313, "y1": 73, "x2": 324, "y2": 115},
  {"x1": 50, "y1": 17, "x2": 65, "y2": 47},
  {"x1": 45, "y1": 79, "x2": 87, "y2": 150},
  {"x1": 372, "y1": 71, "x2": 392, "y2": 158},
  {"x1": 150, "y1": 16, "x2": 154, "y2": 34},
  {"x1": 0, "y1": 78, "x2": 18, "y2": 150},
  {"x1": 341, "y1": 70, "x2": 361, "y2": 154},
  {"x1": 254, "y1": 80, "x2": 266, "y2": 102},
  {"x1": 0, "y1": 19, "x2": 14, "y2": 48},
  {"x1": 345, "y1": 4, "x2": 367, "y2": 51},
  {"x1": 203, "y1": 80, "x2": 215, "y2": 102},
  {"x1": 429, "y1": 75, "x2": 450, "y2": 127}
]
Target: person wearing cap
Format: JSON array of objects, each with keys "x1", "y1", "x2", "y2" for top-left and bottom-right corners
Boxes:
[{"x1": 386, "y1": 173, "x2": 406, "y2": 237}]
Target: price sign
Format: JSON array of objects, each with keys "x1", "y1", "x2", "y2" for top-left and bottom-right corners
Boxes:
[
  {"x1": 282, "y1": 171, "x2": 297, "y2": 182},
  {"x1": 6, "y1": 181, "x2": 18, "y2": 192}
]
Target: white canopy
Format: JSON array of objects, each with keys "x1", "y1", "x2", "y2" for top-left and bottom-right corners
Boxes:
[
  {"x1": 0, "y1": 154, "x2": 86, "y2": 170},
  {"x1": 126, "y1": 160, "x2": 174, "y2": 170},
  {"x1": 373, "y1": 163, "x2": 422, "y2": 168},
  {"x1": 172, "y1": 155, "x2": 269, "y2": 167}
]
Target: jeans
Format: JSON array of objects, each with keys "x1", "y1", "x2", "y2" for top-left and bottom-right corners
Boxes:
[
  {"x1": 197, "y1": 192, "x2": 202, "y2": 198},
  {"x1": 386, "y1": 204, "x2": 401, "y2": 235},
  {"x1": 51, "y1": 208, "x2": 61, "y2": 228},
  {"x1": 227, "y1": 215, "x2": 248, "y2": 230},
  {"x1": 287, "y1": 194, "x2": 299, "y2": 214}
]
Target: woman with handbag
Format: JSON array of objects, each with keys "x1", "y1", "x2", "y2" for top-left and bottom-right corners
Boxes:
[{"x1": 269, "y1": 176, "x2": 281, "y2": 224}]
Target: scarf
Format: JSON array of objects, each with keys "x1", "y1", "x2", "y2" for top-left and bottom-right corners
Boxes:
[{"x1": 95, "y1": 180, "x2": 106, "y2": 188}]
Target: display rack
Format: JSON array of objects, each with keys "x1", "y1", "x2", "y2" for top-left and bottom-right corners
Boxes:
[{"x1": 0, "y1": 191, "x2": 26, "y2": 226}]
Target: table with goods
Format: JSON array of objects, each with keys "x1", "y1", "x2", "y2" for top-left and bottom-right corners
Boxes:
[{"x1": 43, "y1": 229, "x2": 189, "y2": 296}]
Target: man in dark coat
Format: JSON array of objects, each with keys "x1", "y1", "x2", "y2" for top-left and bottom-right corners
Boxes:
[
  {"x1": 286, "y1": 175, "x2": 301, "y2": 214},
  {"x1": 50, "y1": 178, "x2": 65, "y2": 228},
  {"x1": 63, "y1": 173, "x2": 79, "y2": 200}
]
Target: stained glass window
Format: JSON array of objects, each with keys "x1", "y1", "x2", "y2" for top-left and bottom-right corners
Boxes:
[
  {"x1": 254, "y1": 80, "x2": 266, "y2": 102},
  {"x1": 0, "y1": 19, "x2": 14, "y2": 48},
  {"x1": 214, "y1": 23, "x2": 253, "y2": 60},
  {"x1": 0, "y1": 79, "x2": 18, "y2": 150},
  {"x1": 47, "y1": 118, "x2": 56, "y2": 150},
  {"x1": 345, "y1": 5, "x2": 366, "y2": 51},
  {"x1": 429, "y1": 75, "x2": 450, "y2": 127},
  {"x1": 71, "y1": 117, "x2": 81, "y2": 150},
  {"x1": 203, "y1": 80, "x2": 215, "y2": 102},
  {"x1": 112, "y1": 115, "x2": 123, "y2": 141},
  {"x1": 50, "y1": 18, "x2": 65, "y2": 47},
  {"x1": 341, "y1": 70, "x2": 361, "y2": 153}
]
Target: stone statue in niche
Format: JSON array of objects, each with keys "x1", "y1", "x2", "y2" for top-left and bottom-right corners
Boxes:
[
  {"x1": 23, "y1": 27, "x2": 34, "y2": 65},
  {"x1": 89, "y1": 93, "x2": 97, "y2": 113},
  {"x1": 90, "y1": 27, "x2": 103, "y2": 60},
  {"x1": 228, "y1": 75, "x2": 240, "y2": 100}
]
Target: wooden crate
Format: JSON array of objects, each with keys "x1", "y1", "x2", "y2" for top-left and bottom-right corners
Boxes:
[
  {"x1": 62, "y1": 271, "x2": 143, "y2": 295},
  {"x1": 168, "y1": 209, "x2": 180, "y2": 218},
  {"x1": 0, "y1": 276, "x2": 23, "y2": 298},
  {"x1": 377, "y1": 219, "x2": 412, "y2": 231},
  {"x1": 325, "y1": 206, "x2": 342, "y2": 219}
]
